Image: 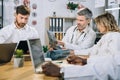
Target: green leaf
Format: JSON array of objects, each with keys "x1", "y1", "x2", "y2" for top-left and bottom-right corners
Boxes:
[
  {"x1": 42, "y1": 45, "x2": 48, "y2": 53},
  {"x1": 67, "y1": 2, "x2": 79, "y2": 10},
  {"x1": 14, "y1": 49, "x2": 24, "y2": 58}
]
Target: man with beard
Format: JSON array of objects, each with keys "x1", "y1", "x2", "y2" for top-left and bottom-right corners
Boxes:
[
  {"x1": 46, "y1": 8, "x2": 96, "y2": 60},
  {"x1": 0, "y1": 5, "x2": 39, "y2": 43}
]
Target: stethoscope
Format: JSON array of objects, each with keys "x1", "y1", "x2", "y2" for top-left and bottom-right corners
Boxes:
[{"x1": 70, "y1": 26, "x2": 87, "y2": 44}]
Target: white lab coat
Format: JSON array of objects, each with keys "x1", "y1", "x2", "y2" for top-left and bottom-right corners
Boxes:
[
  {"x1": 0, "y1": 23, "x2": 39, "y2": 43},
  {"x1": 61, "y1": 32, "x2": 120, "y2": 80},
  {"x1": 61, "y1": 55, "x2": 120, "y2": 80},
  {"x1": 62, "y1": 25, "x2": 96, "y2": 50},
  {"x1": 74, "y1": 32, "x2": 120, "y2": 56}
]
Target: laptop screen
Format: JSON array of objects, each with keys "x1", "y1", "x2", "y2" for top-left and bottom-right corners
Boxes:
[
  {"x1": 16, "y1": 40, "x2": 29, "y2": 54},
  {"x1": 0, "y1": 43, "x2": 17, "y2": 64},
  {"x1": 27, "y1": 38, "x2": 45, "y2": 72}
]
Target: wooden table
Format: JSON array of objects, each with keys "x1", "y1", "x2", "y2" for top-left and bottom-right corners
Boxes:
[{"x1": 0, "y1": 61, "x2": 59, "y2": 80}]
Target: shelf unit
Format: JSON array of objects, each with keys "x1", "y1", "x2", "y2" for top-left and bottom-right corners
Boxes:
[
  {"x1": 46, "y1": 17, "x2": 76, "y2": 40},
  {"x1": 0, "y1": 0, "x2": 3, "y2": 29}
]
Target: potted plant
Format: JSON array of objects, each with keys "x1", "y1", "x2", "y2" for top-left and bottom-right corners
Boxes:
[
  {"x1": 67, "y1": 2, "x2": 79, "y2": 17},
  {"x1": 14, "y1": 49, "x2": 24, "y2": 68},
  {"x1": 42, "y1": 45, "x2": 48, "y2": 53},
  {"x1": 67, "y1": 2, "x2": 79, "y2": 12}
]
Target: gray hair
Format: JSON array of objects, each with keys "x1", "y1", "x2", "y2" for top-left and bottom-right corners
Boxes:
[{"x1": 77, "y1": 8, "x2": 93, "y2": 20}]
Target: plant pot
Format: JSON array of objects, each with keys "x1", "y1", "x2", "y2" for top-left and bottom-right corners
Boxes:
[{"x1": 14, "y1": 58, "x2": 24, "y2": 68}]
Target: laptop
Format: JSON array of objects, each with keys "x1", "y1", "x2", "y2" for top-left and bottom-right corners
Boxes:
[
  {"x1": 47, "y1": 30, "x2": 62, "y2": 49},
  {"x1": 0, "y1": 43, "x2": 17, "y2": 64},
  {"x1": 16, "y1": 40, "x2": 29, "y2": 54},
  {"x1": 27, "y1": 38, "x2": 45, "y2": 73}
]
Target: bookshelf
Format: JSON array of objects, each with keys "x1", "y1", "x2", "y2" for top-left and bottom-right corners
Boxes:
[{"x1": 46, "y1": 17, "x2": 76, "y2": 40}]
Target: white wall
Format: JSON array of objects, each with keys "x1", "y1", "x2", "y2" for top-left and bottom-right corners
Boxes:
[
  {"x1": 3, "y1": 0, "x2": 105, "y2": 45},
  {"x1": 30, "y1": 0, "x2": 77, "y2": 45},
  {"x1": 38, "y1": 0, "x2": 105, "y2": 45}
]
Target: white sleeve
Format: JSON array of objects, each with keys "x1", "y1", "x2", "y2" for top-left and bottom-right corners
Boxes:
[
  {"x1": 0, "y1": 26, "x2": 13, "y2": 43},
  {"x1": 107, "y1": 34, "x2": 120, "y2": 55},
  {"x1": 74, "y1": 48, "x2": 91, "y2": 55},
  {"x1": 87, "y1": 55, "x2": 117, "y2": 80},
  {"x1": 64, "y1": 29, "x2": 96, "y2": 50},
  {"x1": 60, "y1": 56, "x2": 117, "y2": 80},
  {"x1": 62, "y1": 26, "x2": 75, "y2": 43},
  {"x1": 60, "y1": 64, "x2": 95, "y2": 79},
  {"x1": 73, "y1": 37, "x2": 103, "y2": 56}
]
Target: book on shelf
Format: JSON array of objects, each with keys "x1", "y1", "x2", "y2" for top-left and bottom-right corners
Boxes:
[
  {"x1": 55, "y1": 33, "x2": 59, "y2": 40},
  {"x1": 49, "y1": 17, "x2": 65, "y2": 40},
  {"x1": 60, "y1": 33, "x2": 63, "y2": 40},
  {"x1": 61, "y1": 18, "x2": 63, "y2": 32},
  {"x1": 49, "y1": 18, "x2": 53, "y2": 31},
  {"x1": 49, "y1": 18, "x2": 63, "y2": 32},
  {"x1": 54, "y1": 32, "x2": 63, "y2": 40}
]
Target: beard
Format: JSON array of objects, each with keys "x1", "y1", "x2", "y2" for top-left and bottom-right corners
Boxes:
[
  {"x1": 77, "y1": 24, "x2": 86, "y2": 32},
  {"x1": 77, "y1": 24, "x2": 83, "y2": 29},
  {"x1": 15, "y1": 20, "x2": 26, "y2": 28}
]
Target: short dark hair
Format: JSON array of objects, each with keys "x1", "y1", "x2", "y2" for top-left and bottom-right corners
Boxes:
[
  {"x1": 77, "y1": 8, "x2": 93, "y2": 19},
  {"x1": 16, "y1": 5, "x2": 30, "y2": 15}
]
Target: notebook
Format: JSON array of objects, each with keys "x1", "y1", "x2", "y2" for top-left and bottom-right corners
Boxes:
[
  {"x1": 27, "y1": 38, "x2": 45, "y2": 73},
  {"x1": 47, "y1": 30, "x2": 62, "y2": 49},
  {"x1": 0, "y1": 43, "x2": 17, "y2": 64}
]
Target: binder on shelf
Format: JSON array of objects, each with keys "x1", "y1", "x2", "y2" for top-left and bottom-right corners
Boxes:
[
  {"x1": 61, "y1": 18, "x2": 63, "y2": 32},
  {"x1": 54, "y1": 18, "x2": 56, "y2": 31},
  {"x1": 60, "y1": 33, "x2": 63, "y2": 40},
  {"x1": 58, "y1": 18, "x2": 60, "y2": 32},
  {"x1": 52, "y1": 18, "x2": 55, "y2": 31},
  {"x1": 48, "y1": 17, "x2": 75, "y2": 40},
  {"x1": 56, "y1": 18, "x2": 58, "y2": 32},
  {"x1": 55, "y1": 33, "x2": 59, "y2": 40},
  {"x1": 49, "y1": 18, "x2": 53, "y2": 31},
  {"x1": 59, "y1": 18, "x2": 63, "y2": 32}
]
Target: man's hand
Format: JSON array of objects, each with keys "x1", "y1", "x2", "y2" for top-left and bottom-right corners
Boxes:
[
  {"x1": 57, "y1": 40, "x2": 64, "y2": 47},
  {"x1": 42, "y1": 62, "x2": 61, "y2": 77},
  {"x1": 66, "y1": 55, "x2": 87, "y2": 65},
  {"x1": 69, "y1": 50, "x2": 75, "y2": 55}
]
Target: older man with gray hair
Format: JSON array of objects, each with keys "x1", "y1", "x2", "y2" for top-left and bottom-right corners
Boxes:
[
  {"x1": 46, "y1": 8, "x2": 96, "y2": 60},
  {"x1": 58, "y1": 8, "x2": 96, "y2": 50}
]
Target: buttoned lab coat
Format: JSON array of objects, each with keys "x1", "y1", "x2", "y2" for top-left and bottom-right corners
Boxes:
[
  {"x1": 0, "y1": 23, "x2": 39, "y2": 43},
  {"x1": 61, "y1": 32, "x2": 120, "y2": 80},
  {"x1": 62, "y1": 25, "x2": 96, "y2": 50}
]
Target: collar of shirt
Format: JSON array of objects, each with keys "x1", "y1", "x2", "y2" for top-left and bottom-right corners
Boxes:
[
  {"x1": 12, "y1": 22, "x2": 28, "y2": 30},
  {"x1": 76, "y1": 25, "x2": 90, "y2": 34}
]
